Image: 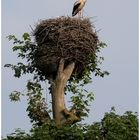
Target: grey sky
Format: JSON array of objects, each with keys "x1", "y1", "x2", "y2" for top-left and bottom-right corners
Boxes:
[{"x1": 2, "y1": 0, "x2": 138, "y2": 137}]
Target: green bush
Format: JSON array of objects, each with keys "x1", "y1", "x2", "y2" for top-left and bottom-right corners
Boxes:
[{"x1": 3, "y1": 109, "x2": 138, "y2": 140}]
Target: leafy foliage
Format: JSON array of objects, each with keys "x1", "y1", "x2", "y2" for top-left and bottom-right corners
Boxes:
[
  {"x1": 5, "y1": 32, "x2": 109, "y2": 81},
  {"x1": 9, "y1": 91, "x2": 24, "y2": 102},
  {"x1": 2, "y1": 128, "x2": 30, "y2": 140},
  {"x1": 26, "y1": 81, "x2": 51, "y2": 126},
  {"x1": 100, "y1": 109, "x2": 138, "y2": 140},
  {"x1": 67, "y1": 77, "x2": 94, "y2": 119},
  {"x1": 4, "y1": 31, "x2": 111, "y2": 138},
  {"x1": 3, "y1": 109, "x2": 138, "y2": 140},
  {"x1": 5, "y1": 32, "x2": 108, "y2": 124}
]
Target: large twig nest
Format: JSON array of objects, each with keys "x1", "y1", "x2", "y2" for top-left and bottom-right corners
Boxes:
[{"x1": 33, "y1": 17, "x2": 99, "y2": 80}]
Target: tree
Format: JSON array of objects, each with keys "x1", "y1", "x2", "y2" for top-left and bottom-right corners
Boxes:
[
  {"x1": 3, "y1": 108, "x2": 138, "y2": 140},
  {"x1": 5, "y1": 17, "x2": 109, "y2": 126},
  {"x1": 3, "y1": 16, "x2": 138, "y2": 139}
]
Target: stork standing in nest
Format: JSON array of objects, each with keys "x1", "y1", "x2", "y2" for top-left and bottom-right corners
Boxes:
[{"x1": 72, "y1": 0, "x2": 87, "y2": 18}]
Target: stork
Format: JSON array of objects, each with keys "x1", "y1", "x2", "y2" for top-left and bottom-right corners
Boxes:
[{"x1": 72, "y1": 0, "x2": 87, "y2": 18}]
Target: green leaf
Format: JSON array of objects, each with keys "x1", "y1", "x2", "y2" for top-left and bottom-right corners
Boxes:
[
  {"x1": 4, "y1": 64, "x2": 12, "y2": 67},
  {"x1": 9, "y1": 91, "x2": 23, "y2": 102},
  {"x1": 22, "y1": 32, "x2": 30, "y2": 41}
]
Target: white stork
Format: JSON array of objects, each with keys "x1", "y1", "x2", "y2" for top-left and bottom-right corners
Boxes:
[{"x1": 72, "y1": 0, "x2": 87, "y2": 17}]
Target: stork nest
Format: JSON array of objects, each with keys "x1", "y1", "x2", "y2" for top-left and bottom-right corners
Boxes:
[{"x1": 33, "y1": 17, "x2": 99, "y2": 80}]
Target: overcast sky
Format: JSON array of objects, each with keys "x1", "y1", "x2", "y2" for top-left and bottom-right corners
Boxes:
[{"x1": 2, "y1": 0, "x2": 138, "y2": 137}]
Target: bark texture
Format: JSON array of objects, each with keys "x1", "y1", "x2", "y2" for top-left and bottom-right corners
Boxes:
[{"x1": 51, "y1": 59, "x2": 80, "y2": 124}]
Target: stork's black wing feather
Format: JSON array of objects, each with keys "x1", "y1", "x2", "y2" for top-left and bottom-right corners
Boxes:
[{"x1": 72, "y1": 3, "x2": 81, "y2": 16}]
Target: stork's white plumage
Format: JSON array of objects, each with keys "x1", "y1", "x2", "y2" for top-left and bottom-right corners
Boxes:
[{"x1": 72, "y1": 0, "x2": 87, "y2": 17}]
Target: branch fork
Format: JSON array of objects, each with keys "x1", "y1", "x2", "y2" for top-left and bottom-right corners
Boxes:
[{"x1": 50, "y1": 59, "x2": 80, "y2": 124}]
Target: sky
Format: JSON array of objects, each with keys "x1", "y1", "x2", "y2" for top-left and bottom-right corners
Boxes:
[{"x1": 2, "y1": 0, "x2": 138, "y2": 137}]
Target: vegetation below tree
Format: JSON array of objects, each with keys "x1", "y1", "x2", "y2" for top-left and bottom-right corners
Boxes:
[{"x1": 3, "y1": 108, "x2": 138, "y2": 140}]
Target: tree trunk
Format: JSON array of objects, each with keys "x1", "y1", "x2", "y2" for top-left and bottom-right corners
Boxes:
[{"x1": 51, "y1": 59, "x2": 80, "y2": 125}]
